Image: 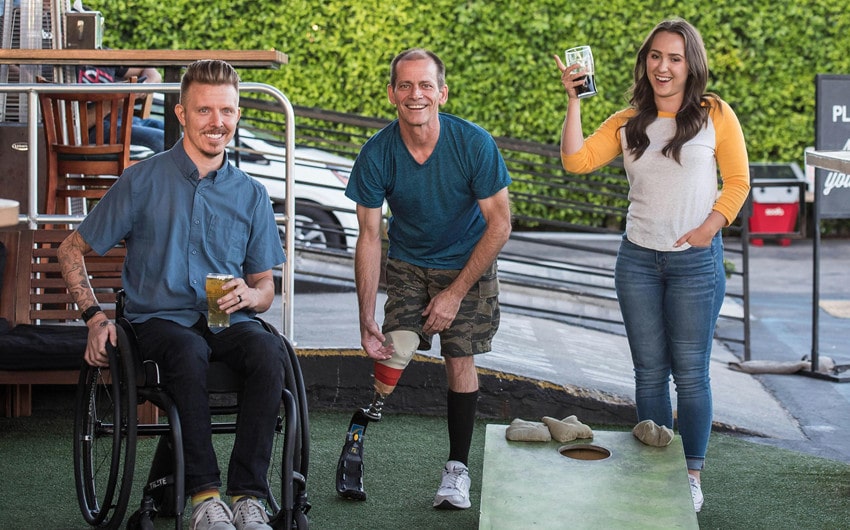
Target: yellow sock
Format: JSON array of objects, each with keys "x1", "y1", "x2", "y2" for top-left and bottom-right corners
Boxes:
[
  {"x1": 230, "y1": 494, "x2": 256, "y2": 505},
  {"x1": 191, "y1": 489, "x2": 220, "y2": 506}
]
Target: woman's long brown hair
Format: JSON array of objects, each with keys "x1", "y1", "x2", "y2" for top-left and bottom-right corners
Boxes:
[{"x1": 623, "y1": 19, "x2": 718, "y2": 164}]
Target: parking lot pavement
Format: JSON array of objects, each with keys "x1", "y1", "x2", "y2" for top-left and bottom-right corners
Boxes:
[
  {"x1": 733, "y1": 238, "x2": 850, "y2": 462},
  {"x1": 272, "y1": 237, "x2": 850, "y2": 463}
]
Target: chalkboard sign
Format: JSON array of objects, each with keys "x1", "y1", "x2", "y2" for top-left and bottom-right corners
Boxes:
[
  {"x1": 814, "y1": 74, "x2": 850, "y2": 219},
  {"x1": 809, "y1": 75, "x2": 850, "y2": 381}
]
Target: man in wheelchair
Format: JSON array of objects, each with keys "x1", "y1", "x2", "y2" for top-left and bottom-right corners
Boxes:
[{"x1": 59, "y1": 59, "x2": 286, "y2": 530}]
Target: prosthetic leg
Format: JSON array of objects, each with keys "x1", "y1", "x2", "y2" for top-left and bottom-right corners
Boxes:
[{"x1": 336, "y1": 330, "x2": 419, "y2": 500}]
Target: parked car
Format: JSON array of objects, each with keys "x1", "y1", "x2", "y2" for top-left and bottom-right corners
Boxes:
[{"x1": 228, "y1": 129, "x2": 359, "y2": 252}]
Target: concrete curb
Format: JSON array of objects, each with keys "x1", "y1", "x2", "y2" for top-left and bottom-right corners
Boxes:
[{"x1": 295, "y1": 347, "x2": 796, "y2": 437}]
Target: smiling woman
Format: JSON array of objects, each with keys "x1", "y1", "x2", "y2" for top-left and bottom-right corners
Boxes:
[
  {"x1": 555, "y1": 18, "x2": 750, "y2": 514},
  {"x1": 644, "y1": 31, "x2": 689, "y2": 113}
]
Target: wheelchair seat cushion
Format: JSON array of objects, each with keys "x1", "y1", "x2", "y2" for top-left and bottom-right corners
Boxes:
[{"x1": 0, "y1": 323, "x2": 86, "y2": 370}]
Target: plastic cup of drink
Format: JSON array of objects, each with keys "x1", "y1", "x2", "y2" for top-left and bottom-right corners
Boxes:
[
  {"x1": 206, "y1": 273, "x2": 234, "y2": 329},
  {"x1": 565, "y1": 45, "x2": 597, "y2": 98}
]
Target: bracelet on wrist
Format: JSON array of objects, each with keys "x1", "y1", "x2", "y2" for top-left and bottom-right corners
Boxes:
[{"x1": 81, "y1": 305, "x2": 103, "y2": 323}]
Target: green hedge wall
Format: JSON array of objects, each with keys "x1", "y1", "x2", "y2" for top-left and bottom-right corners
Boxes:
[
  {"x1": 92, "y1": 0, "x2": 850, "y2": 236},
  {"x1": 92, "y1": 0, "x2": 850, "y2": 166}
]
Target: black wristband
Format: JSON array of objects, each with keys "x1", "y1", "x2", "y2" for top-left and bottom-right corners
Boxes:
[{"x1": 81, "y1": 305, "x2": 103, "y2": 323}]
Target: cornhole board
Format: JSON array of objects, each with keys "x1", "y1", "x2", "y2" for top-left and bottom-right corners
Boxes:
[{"x1": 479, "y1": 425, "x2": 698, "y2": 529}]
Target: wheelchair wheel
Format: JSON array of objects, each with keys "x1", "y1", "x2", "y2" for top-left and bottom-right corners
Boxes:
[
  {"x1": 266, "y1": 392, "x2": 294, "y2": 514},
  {"x1": 266, "y1": 333, "x2": 311, "y2": 529},
  {"x1": 74, "y1": 333, "x2": 138, "y2": 529}
]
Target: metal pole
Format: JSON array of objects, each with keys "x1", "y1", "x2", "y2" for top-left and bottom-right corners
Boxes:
[
  {"x1": 741, "y1": 195, "x2": 752, "y2": 361},
  {"x1": 811, "y1": 170, "x2": 821, "y2": 373},
  {"x1": 27, "y1": 90, "x2": 39, "y2": 228}
]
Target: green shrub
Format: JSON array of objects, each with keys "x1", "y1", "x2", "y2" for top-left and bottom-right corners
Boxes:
[{"x1": 90, "y1": 0, "x2": 850, "y2": 233}]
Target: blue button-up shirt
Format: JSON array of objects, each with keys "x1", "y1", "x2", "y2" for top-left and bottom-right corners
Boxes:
[{"x1": 78, "y1": 139, "x2": 285, "y2": 328}]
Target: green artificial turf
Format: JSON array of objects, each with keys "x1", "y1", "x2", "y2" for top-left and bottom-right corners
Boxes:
[
  {"x1": 1, "y1": 389, "x2": 849, "y2": 529},
  {"x1": 697, "y1": 434, "x2": 850, "y2": 529}
]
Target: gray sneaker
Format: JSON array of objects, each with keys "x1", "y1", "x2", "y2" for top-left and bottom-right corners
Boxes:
[
  {"x1": 190, "y1": 498, "x2": 235, "y2": 530},
  {"x1": 231, "y1": 497, "x2": 271, "y2": 530},
  {"x1": 433, "y1": 460, "x2": 471, "y2": 510}
]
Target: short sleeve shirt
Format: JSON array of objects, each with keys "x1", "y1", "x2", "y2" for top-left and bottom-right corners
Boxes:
[
  {"x1": 345, "y1": 113, "x2": 511, "y2": 269},
  {"x1": 77, "y1": 140, "x2": 286, "y2": 327}
]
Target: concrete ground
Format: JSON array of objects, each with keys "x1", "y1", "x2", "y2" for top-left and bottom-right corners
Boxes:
[{"x1": 276, "y1": 236, "x2": 850, "y2": 464}]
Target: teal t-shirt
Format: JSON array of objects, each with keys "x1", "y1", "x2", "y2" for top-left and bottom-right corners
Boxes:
[{"x1": 345, "y1": 113, "x2": 511, "y2": 269}]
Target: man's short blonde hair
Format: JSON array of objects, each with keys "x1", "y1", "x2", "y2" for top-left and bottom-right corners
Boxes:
[{"x1": 179, "y1": 59, "x2": 240, "y2": 104}]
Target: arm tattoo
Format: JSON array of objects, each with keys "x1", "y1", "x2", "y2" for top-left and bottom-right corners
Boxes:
[{"x1": 58, "y1": 232, "x2": 98, "y2": 311}]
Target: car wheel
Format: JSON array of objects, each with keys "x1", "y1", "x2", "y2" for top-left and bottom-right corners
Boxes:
[{"x1": 275, "y1": 202, "x2": 347, "y2": 250}]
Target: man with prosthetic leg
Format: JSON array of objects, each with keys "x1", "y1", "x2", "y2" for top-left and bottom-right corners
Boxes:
[
  {"x1": 336, "y1": 330, "x2": 418, "y2": 500},
  {"x1": 335, "y1": 48, "x2": 512, "y2": 509}
]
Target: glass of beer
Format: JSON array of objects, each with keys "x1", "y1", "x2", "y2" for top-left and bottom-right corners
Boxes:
[
  {"x1": 565, "y1": 45, "x2": 597, "y2": 98},
  {"x1": 206, "y1": 273, "x2": 234, "y2": 329}
]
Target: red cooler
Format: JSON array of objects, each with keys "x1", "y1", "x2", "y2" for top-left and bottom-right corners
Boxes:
[{"x1": 749, "y1": 184, "x2": 800, "y2": 246}]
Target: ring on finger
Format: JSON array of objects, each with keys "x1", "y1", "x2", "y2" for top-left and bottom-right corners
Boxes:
[{"x1": 237, "y1": 294, "x2": 243, "y2": 303}]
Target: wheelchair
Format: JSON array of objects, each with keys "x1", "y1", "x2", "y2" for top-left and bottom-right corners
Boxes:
[{"x1": 72, "y1": 301, "x2": 311, "y2": 529}]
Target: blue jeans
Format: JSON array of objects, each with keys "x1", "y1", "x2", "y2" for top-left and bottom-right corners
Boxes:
[
  {"x1": 94, "y1": 116, "x2": 165, "y2": 153},
  {"x1": 614, "y1": 234, "x2": 725, "y2": 471},
  {"x1": 129, "y1": 117, "x2": 165, "y2": 153},
  {"x1": 135, "y1": 317, "x2": 285, "y2": 497}
]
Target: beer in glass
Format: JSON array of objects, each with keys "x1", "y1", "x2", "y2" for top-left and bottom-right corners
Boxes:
[
  {"x1": 565, "y1": 46, "x2": 597, "y2": 98},
  {"x1": 206, "y1": 273, "x2": 234, "y2": 329}
]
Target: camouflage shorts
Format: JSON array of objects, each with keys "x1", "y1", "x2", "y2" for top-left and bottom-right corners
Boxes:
[{"x1": 382, "y1": 258, "x2": 500, "y2": 358}]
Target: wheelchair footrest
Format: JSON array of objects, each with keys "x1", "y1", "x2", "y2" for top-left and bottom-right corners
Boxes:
[{"x1": 126, "y1": 496, "x2": 157, "y2": 530}]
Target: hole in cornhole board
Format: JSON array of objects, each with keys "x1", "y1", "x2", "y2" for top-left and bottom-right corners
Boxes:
[{"x1": 559, "y1": 444, "x2": 611, "y2": 461}]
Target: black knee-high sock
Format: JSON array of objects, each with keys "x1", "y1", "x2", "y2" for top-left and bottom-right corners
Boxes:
[{"x1": 447, "y1": 389, "x2": 479, "y2": 466}]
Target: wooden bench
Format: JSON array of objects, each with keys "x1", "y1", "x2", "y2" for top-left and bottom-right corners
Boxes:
[{"x1": 0, "y1": 228, "x2": 133, "y2": 417}]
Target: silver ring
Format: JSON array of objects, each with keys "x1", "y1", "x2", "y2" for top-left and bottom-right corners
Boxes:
[{"x1": 237, "y1": 295, "x2": 243, "y2": 303}]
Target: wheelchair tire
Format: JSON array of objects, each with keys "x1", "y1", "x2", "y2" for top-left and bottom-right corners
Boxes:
[
  {"x1": 259, "y1": 328, "x2": 311, "y2": 528},
  {"x1": 73, "y1": 331, "x2": 138, "y2": 529}
]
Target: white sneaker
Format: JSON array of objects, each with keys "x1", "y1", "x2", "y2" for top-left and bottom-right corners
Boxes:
[
  {"x1": 433, "y1": 460, "x2": 471, "y2": 510},
  {"x1": 190, "y1": 498, "x2": 235, "y2": 530},
  {"x1": 689, "y1": 474, "x2": 704, "y2": 512},
  {"x1": 231, "y1": 497, "x2": 271, "y2": 530}
]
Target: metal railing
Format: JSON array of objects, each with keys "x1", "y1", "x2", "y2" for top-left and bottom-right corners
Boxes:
[
  {"x1": 4, "y1": 83, "x2": 807, "y2": 362},
  {"x1": 233, "y1": 99, "x2": 756, "y2": 358}
]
